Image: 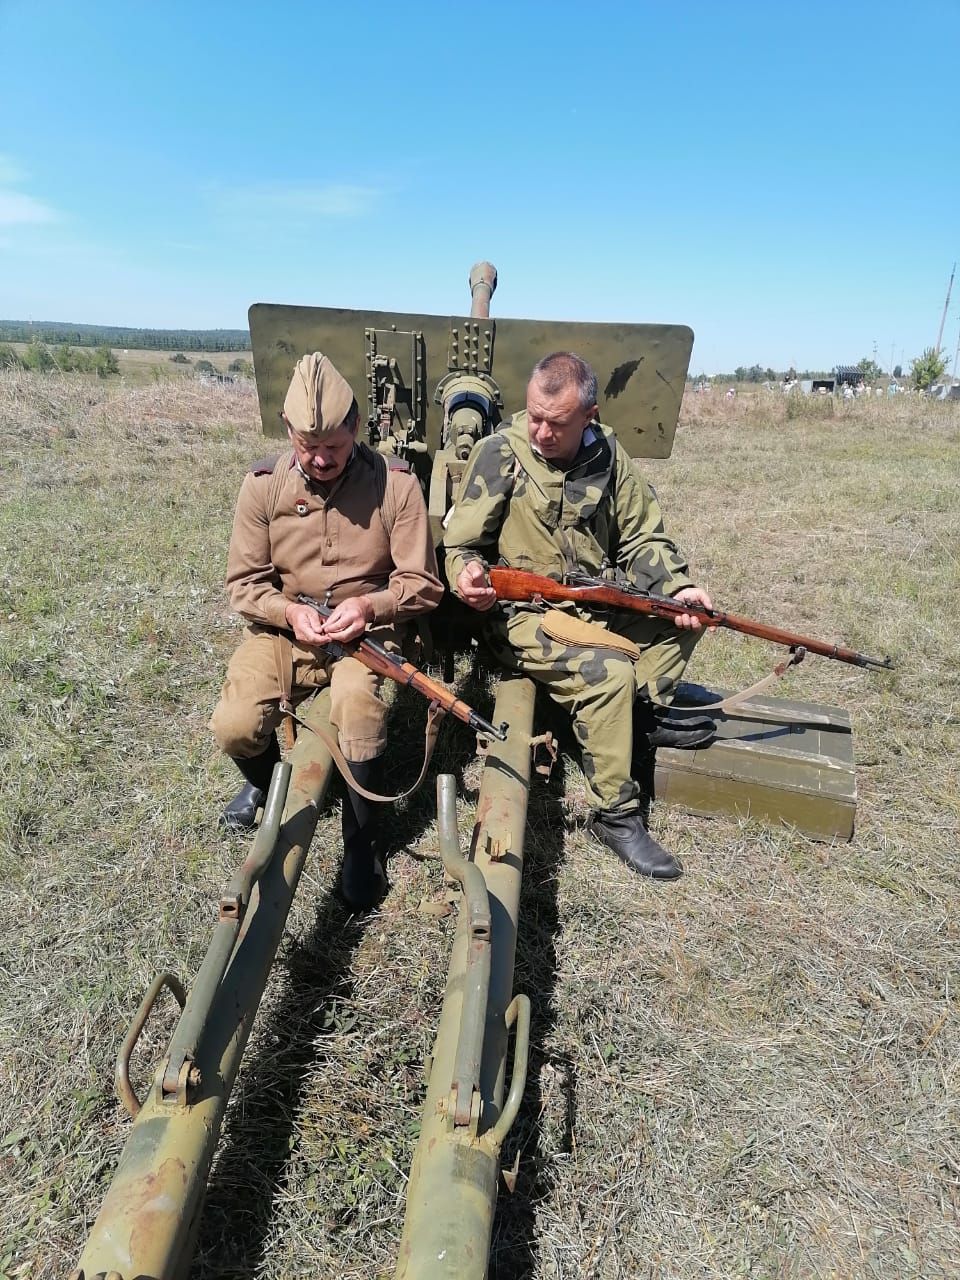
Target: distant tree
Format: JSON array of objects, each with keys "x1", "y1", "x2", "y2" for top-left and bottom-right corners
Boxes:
[
  {"x1": 0, "y1": 343, "x2": 23, "y2": 370},
  {"x1": 195, "y1": 359, "x2": 216, "y2": 374},
  {"x1": 786, "y1": 367, "x2": 798, "y2": 381},
  {"x1": 93, "y1": 344, "x2": 119, "y2": 377},
  {"x1": 910, "y1": 347, "x2": 947, "y2": 391},
  {"x1": 22, "y1": 338, "x2": 55, "y2": 372},
  {"x1": 228, "y1": 358, "x2": 254, "y2": 377},
  {"x1": 857, "y1": 357, "x2": 883, "y2": 383},
  {"x1": 893, "y1": 364, "x2": 902, "y2": 379},
  {"x1": 170, "y1": 352, "x2": 190, "y2": 364}
]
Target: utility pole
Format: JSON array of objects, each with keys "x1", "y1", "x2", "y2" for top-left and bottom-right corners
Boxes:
[{"x1": 935, "y1": 263, "x2": 955, "y2": 354}]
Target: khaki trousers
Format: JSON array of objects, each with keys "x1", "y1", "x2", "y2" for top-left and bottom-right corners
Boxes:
[
  {"x1": 209, "y1": 624, "x2": 399, "y2": 763},
  {"x1": 484, "y1": 608, "x2": 701, "y2": 812}
]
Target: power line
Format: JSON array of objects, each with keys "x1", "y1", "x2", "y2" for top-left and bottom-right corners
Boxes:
[{"x1": 935, "y1": 262, "x2": 955, "y2": 354}]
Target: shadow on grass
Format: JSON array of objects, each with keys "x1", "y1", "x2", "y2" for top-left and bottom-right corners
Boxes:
[
  {"x1": 376, "y1": 651, "x2": 502, "y2": 864},
  {"x1": 192, "y1": 878, "x2": 372, "y2": 1278}
]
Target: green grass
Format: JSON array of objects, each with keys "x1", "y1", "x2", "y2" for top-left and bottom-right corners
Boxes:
[{"x1": 0, "y1": 372, "x2": 958, "y2": 1278}]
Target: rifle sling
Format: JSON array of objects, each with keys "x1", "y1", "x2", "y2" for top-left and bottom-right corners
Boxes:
[
  {"x1": 667, "y1": 648, "x2": 807, "y2": 719},
  {"x1": 271, "y1": 630, "x2": 442, "y2": 802}
]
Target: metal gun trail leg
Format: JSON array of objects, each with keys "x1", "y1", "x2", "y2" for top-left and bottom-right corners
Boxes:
[
  {"x1": 71, "y1": 691, "x2": 338, "y2": 1280},
  {"x1": 396, "y1": 675, "x2": 536, "y2": 1280}
]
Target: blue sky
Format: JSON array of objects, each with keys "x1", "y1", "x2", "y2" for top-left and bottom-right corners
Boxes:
[{"x1": 0, "y1": 0, "x2": 956, "y2": 374}]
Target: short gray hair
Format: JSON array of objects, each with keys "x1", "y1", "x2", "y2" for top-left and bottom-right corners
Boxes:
[{"x1": 529, "y1": 352, "x2": 598, "y2": 410}]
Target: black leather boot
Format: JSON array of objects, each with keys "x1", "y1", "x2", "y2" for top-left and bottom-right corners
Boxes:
[
  {"x1": 588, "y1": 808, "x2": 682, "y2": 880},
  {"x1": 635, "y1": 699, "x2": 716, "y2": 750},
  {"x1": 340, "y1": 756, "x2": 387, "y2": 912},
  {"x1": 219, "y1": 735, "x2": 281, "y2": 832}
]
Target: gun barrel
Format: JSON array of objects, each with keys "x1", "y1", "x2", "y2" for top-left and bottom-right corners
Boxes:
[
  {"x1": 468, "y1": 260, "x2": 498, "y2": 318},
  {"x1": 488, "y1": 570, "x2": 895, "y2": 673}
]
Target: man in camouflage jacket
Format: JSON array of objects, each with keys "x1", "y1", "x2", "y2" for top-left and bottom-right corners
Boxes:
[{"x1": 443, "y1": 351, "x2": 712, "y2": 880}]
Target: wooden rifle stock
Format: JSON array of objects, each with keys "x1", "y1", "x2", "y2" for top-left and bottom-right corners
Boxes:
[
  {"x1": 297, "y1": 594, "x2": 508, "y2": 740},
  {"x1": 486, "y1": 568, "x2": 894, "y2": 672}
]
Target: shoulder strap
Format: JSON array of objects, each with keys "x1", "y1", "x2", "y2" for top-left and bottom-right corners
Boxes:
[
  {"x1": 367, "y1": 444, "x2": 409, "y2": 536},
  {"x1": 265, "y1": 452, "x2": 294, "y2": 521}
]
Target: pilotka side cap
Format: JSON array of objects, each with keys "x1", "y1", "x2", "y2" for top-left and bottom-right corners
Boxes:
[{"x1": 283, "y1": 351, "x2": 355, "y2": 437}]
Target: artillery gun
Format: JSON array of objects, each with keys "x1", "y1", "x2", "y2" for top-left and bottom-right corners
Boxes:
[{"x1": 71, "y1": 264, "x2": 853, "y2": 1277}]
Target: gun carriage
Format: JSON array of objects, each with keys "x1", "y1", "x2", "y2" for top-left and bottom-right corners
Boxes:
[{"x1": 70, "y1": 265, "x2": 857, "y2": 1278}]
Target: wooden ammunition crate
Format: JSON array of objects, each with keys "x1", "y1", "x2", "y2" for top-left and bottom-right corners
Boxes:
[{"x1": 654, "y1": 683, "x2": 857, "y2": 842}]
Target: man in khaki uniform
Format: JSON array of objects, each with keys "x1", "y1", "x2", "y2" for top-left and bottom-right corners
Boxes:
[
  {"x1": 210, "y1": 352, "x2": 443, "y2": 909},
  {"x1": 443, "y1": 352, "x2": 712, "y2": 881}
]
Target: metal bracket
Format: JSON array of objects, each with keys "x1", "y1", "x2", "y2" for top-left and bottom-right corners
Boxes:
[
  {"x1": 530, "y1": 731, "x2": 558, "y2": 779},
  {"x1": 115, "y1": 971, "x2": 186, "y2": 1118},
  {"x1": 364, "y1": 326, "x2": 426, "y2": 451}
]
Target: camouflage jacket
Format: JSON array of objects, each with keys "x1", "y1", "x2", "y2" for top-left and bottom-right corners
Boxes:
[{"x1": 443, "y1": 413, "x2": 694, "y2": 600}]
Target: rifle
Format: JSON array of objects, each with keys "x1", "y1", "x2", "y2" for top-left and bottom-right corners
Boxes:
[
  {"x1": 487, "y1": 568, "x2": 894, "y2": 671},
  {"x1": 297, "y1": 593, "x2": 508, "y2": 740}
]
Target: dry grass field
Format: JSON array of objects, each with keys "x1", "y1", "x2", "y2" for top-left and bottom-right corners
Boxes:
[{"x1": 0, "y1": 372, "x2": 957, "y2": 1279}]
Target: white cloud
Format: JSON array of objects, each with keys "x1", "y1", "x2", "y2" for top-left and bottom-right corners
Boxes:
[
  {"x1": 0, "y1": 156, "x2": 60, "y2": 229},
  {"x1": 0, "y1": 155, "x2": 26, "y2": 185},
  {"x1": 0, "y1": 190, "x2": 60, "y2": 227},
  {"x1": 212, "y1": 182, "x2": 382, "y2": 219}
]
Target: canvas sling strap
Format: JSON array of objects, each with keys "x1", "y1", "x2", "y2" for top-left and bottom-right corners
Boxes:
[
  {"x1": 271, "y1": 628, "x2": 443, "y2": 803},
  {"x1": 540, "y1": 608, "x2": 643, "y2": 660},
  {"x1": 663, "y1": 647, "x2": 809, "y2": 719},
  {"x1": 538, "y1": 608, "x2": 808, "y2": 718}
]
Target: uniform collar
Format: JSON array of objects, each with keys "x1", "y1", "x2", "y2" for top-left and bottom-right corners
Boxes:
[{"x1": 293, "y1": 443, "x2": 360, "y2": 495}]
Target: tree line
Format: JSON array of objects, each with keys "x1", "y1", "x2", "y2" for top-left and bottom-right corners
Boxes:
[
  {"x1": 694, "y1": 350, "x2": 949, "y2": 391},
  {"x1": 0, "y1": 320, "x2": 250, "y2": 352},
  {"x1": 0, "y1": 340, "x2": 119, "y2": 377}
]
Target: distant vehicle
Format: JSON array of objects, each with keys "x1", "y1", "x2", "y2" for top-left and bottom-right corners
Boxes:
[
  {"x1": 926, "y1": 382, "x2": 960, "y2": 401},
  {"x1": 834, "y1": 365, "x2": 861, "y2": 388}
]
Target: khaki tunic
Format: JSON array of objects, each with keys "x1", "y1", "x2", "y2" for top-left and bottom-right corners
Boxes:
[
  {"x1": 210, "y1": 443, "x2": 443, "y2": 761},
  {"x1": 443, "y1": 416, "x2": 701, "y2": 812}
]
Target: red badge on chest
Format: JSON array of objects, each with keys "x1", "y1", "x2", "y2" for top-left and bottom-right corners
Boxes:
[{"x1": 295, "y1": 500, "x2": 310, "y2": 516}]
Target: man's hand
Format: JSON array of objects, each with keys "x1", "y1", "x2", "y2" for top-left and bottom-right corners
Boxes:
[
  {"x1": 669, "y1": 585, "x2": 713, "y2": 631},
  {"x1": 285, "y1": 596, "x2": 375, "y2": 645},
  {"x1": 456, "y1": 561, "x2": 497, "y2": 612}
]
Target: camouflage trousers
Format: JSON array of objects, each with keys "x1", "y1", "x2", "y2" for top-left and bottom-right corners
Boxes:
[
  {"x1": 209, "y1": 622, "x2": 400, "y2": 763},
  {"x1": 484, "y1": 606, "x2": 702, "y2": 813}
]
